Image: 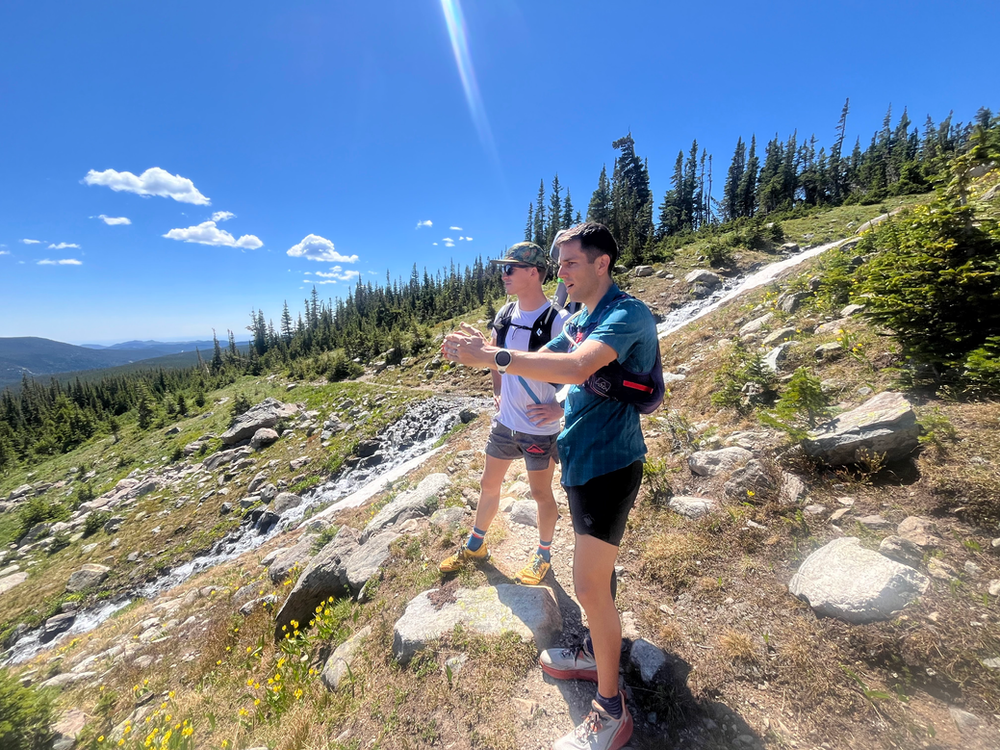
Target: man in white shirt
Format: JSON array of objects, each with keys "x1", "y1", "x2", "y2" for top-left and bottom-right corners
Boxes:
[{"x1": 439, "y1": 242, "x2": 569, "y2": 585}]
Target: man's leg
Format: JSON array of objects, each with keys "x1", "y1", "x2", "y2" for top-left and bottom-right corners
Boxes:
[
  {"x1": 439, "y1": 454, "x2": 510, "y2": 572},
  {"x1": 573, "y1": 533, "x2": 622, "y2": 701},
  {"x1": 514, "y1": 457, "x2": 558, "y2": 585}
]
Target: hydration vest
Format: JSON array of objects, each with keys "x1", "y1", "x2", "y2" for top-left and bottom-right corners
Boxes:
[
  {"x1": 567, "y1": 292, "x2": 665, "y2": 415},
  {"x1": 493, "y1": 302, "x2": 558, "y2": 352}
]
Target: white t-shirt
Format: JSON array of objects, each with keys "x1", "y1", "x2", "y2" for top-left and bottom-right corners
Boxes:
[{"x1": 495, "y1": 301, "x2": 569, "y2": 435}]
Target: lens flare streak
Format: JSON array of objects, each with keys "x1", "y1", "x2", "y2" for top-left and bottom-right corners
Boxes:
[{"x1": 440, "y1": 0, "x2": 500, "y2": 166}]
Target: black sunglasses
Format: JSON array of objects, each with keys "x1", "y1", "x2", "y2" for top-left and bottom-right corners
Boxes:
[{"x1": 501, "y1": 263, "x2": 532, "y2": 275}]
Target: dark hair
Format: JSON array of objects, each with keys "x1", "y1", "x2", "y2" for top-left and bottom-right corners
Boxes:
[{"x1": 555, "y1": 222, "x2": 619, "y2": 269}]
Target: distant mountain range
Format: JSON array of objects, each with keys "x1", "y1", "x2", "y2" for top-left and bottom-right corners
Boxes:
[{"x1": 0, "y1": 336, "x2": 246, "y2": 390}]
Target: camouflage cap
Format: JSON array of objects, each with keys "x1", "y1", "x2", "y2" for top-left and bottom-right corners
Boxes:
[{"x1": 489, "y1": 242, "x2": 549, "y2": 268}]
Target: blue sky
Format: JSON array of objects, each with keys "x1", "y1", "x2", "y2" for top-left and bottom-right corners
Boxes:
[{"x1": 1, "y1": 0, "x2": 996, "y2": 345}]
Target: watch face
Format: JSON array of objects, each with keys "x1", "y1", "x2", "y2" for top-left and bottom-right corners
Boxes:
[{"x1": 495, "y1": 350, "x2": 512, "y2": 367}]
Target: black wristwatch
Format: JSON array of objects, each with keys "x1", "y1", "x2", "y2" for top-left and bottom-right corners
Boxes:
[{"x1": 494, "y1": 349, "x2": 512, "y2": 374}]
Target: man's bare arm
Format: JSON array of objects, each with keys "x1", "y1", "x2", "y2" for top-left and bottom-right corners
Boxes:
[{"x1": 443, "y1": 323, "x2": 617, "y2": 385}]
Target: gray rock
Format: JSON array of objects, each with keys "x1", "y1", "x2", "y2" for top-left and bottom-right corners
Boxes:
[
  {"x1": 856, "y1": 515, "x2": 892, "y2": 529},
  {"x1": 393, "y1": 585, "x2": 561, "y2": 665},
  {"x1": 897, "y1": 516, "x2": 941, "y2": 548},
  {"x1": 0, "y1": 571, "x2": 29, "y2": 595},
  {"x1": 668, "y1": 496, "x2": 717, "y2": 519},
  {"x1": 20, "y1": 522, "x2": 51, "y2": 545},
  {"x1": 927, "y1": 558, "x2": 958, "y2": 581},
  {"x1": 272, "y1": 492, "x2": 303, "y2": 515},
  {"x1": 841, "y1": 303, "x2": 866, "y2": 317},
  {"x1": 321, "y1": 626, "x2": 372, "y2": 691},
  {"x1": 803, "y1": 392, "x2": 920, "y2": 466},
  {"x1": 724, "y1": 460, "x2": 775, "y2": 501},
  {"x1": 762, "y1": 327, "x2": 798, "y2": 346},
  {"x1": 9, "y1": 483, "x2": 33, "y2": 500},
  {"x1": 290, "y1": 456, "x2": 312, "y2": 471},
  {"x1": 778, "y1": 472, "x2": 807, "y2": 505},
  {"x1": 269, "y1": 535, "x2": 316, "y2": 583},
  {"x1": 815, "y1": 319, "x2": 848, "y2": 335},
  {"x1": 274, "y1": 528, "x2": 360, "y2": 635},
  {"x1": 739, "y1": 313, "x2": 774, "y2": 337},
  {"x1": 688, "y1": 447, "x2": 752, "y2": 477},
  {"x1": 221, "y1": 398, "x2": 300, "y2": 445},
  {"x1": 981, "y1": 657, "x2": 1000, "y2": 670},
  {"x1": 258, "y1": 483, "x2": 279, "y2": 503},
  {"x1": 66, "y1": 563, "x2": 111, "y2": 593},
  {"x1": 776, "y1": 292, "x2": 805, "y2": 313},
  {"x1": 879, "y1": 536, "x2": 923, "y2": 568},
  {"x1": 51, "y1": 707, "x2": 88, "y2": 750},
  {"x1": 629, "y1": 638, "x2": 668, "y2": 684},
  {"x1": 789, "y1": 537, "x2": 930, "y2": 623},
  {"x1": 509, "y1": 500, "x2": 538, "y2": 527},
  {"x1": 346, "y1": 531, "x2": 401, "y2": 595},
  {"x1": 203, "y1": 447, "x2": 246, "y2": 472},
  {"x1": 763, "y1": 342, "x2": 796, "y2": 374},
  {"x1": 814, "y1": 342, "x2": 843, "y2": 359},
  {"x1": 988, "y1": 579, "x2": 1000, "y2": 597},
  {"x1": 360, "y1": 473, "x2": 450, "y2": 542},
  {"x1": 38, "y1": 671, "x2": 96, "y2": 690},
  {"x1": 247, "y1": 471, "x2": 270, "y2": 494},
  {"x1": 430, "y1": 507, "x2": 468, "y2": 527},
  {"x1": 685, "y1": 269, "x2": 722, "y2": 288},
  {"x1": 949, "y1": 707, "x2": 983, "y2": 734},
  {"x1": 41, "y1": 612, "x2": 76, "y2": 642},
  {"x1": 634, "y1": 265, "x2": 654, "y2": 277}
]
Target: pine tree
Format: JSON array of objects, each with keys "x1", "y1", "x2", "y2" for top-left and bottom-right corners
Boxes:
[
  {"x1": 561, "y1": 189, "x2": 574, "y2": 230},
  {"x1": 737, "y1": 135, "x2": 759, "y2": 218},
  {"x1": 280, "y1": 301, "x2": 293, "y2": 343},
  {"x1": 546, "y1": 174, "x2": 563, "y2": 248},
  {"x1": 587, "y1": 165, "x2": 612, "y2": 226},
  {"x1": 533, "y1": 179, "x2": 546, "y2": 247},
  {"x1": 524, "y1": 203, "x2": 534, "y2": 242},
  {"x1": 829, "y1": 98, "x2": 850, "y2": 201},
  {"x1": 722, "y1": 137, "x2": 746, "y2": 221},
  {"x1": 211, "y1": 329, "x2": 224, "y2": 374}
]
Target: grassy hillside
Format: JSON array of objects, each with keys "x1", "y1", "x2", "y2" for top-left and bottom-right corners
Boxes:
[{"x1": 2, "y1": 185, "x2": 1000, "y2": 750}]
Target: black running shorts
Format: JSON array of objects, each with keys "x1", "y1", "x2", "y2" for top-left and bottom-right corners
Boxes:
[
  {"x1": 565, "y1": 461, "x2": 643, "y2": 546},
  {"x1": 485, "y1": 422, "x2": 559, "y2": 472}
]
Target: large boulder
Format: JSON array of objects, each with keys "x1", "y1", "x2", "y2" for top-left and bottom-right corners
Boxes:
[
  {"x1": 685, "y1": 269, "x2": 722, "y2": 288},
  {"x1": 51, "y1": 707, "x2": 88, "y2": 750},
  {"x1": 274, "y1": 528, "x2": 360, "y2": 636},
  {"x1": 803, "y1": 392, "x2": 920, "y2": 466},
  {"x1": 40, "y1": 612, "x2": 76, "y2": 643},
  {"x1": 668, "y1": 496, "x2": 718, "y2": 520},
  {"x1": 66, "y1": 564, "x2": 110, "y2": 593},
  {"x1": 268, "y1": 535, "x2": 317, "y2": 583},
  {"x1": 272, "y1": 492, "x2": 303, "y2": 515},
  {"x1": 392, "y1": 585, "x2": 562, "y2": 665},
  {"x1": 345, "y1": 531, "x2": 401, "y2": 595},
  {"x1": 250, "y1": 428, "x2": 280, "y2": 451},
  {"x1": 221, "y1": 398, "x2": 299, "y2": 445},
  {"x1": 687, "y1": 447, "x2": 752, "y2": 477},
  {"x1": 789, "y1": 537, "x2": 929, "y2": 623},
  {"x1": 360, "y1": 473, "x2": 450, "y2": 542}
]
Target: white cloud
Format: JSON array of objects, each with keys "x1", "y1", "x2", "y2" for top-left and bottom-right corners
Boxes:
[
  {"x1": 21, "y1": 239, "x2": 41, "y2": 244},
  {"x1": 442, "y1": 237, "x2": 453, "y2": 243},
  {"x1": 163, "y1": 221, "x2": 263, "y2": 249},
  {"x1": 38, "y1": 258, "x2": 83, "y2": 265},
  {"x1": 211, "y1": 211, "x2": 235, "y2": 222},
  {"x1": 450, "y1": 226, "x2": 462, "y2": 231},
  {"x1": 48, "y1": 242, "x2": 80, "y2": 250},
  {"x1": 286, "y1": 234, "x2": 358, "y2": 263},
  {"x1": 466, "y1": 237, "x2": 473, "y2": 241},
  {"x1": 444, "y1": 242, "x2": 455, "y2": 247},
  {"x1": 96, "y1": 214, "x2": 131, "y2": 225},
  {"x1": 83, "y1": 167, "x2": 210, "y2": 205},
  {"x1": 0, "y1": 250, "x2": 9, "y2": 256},
  {"x1": 415, "y1": 220, "x2": 433, "y2": 229},
  {"x1": 432, "y1": 242, "x2": 438, "y2": 246},
  {"x1": 315, "y1": 265, "x2": 360, "y2": 282}
]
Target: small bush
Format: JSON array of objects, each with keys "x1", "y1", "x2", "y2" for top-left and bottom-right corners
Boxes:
[
  {"x1": 231, "y1": 393, "x2": 253, "y2": 422},
  {"x1": 329, "y1": 351, "x2": 363, "y2": 382},
  {"x1": 642, "y1": 458, "x2": 674, "y2": 506},
  {"x1": 703, "y1": 241, "x2": 734, "y2": 268},
  {"x1": 711, "y1": 339, "x2": 778, "y2": 413},
  {"x1": 84, "y1": 510, "x2": 111, "y2": 537},
  {"x1": 17, "y1": 497, "x2": 65, "y2": 540},
  {"x1": 0, "y1": 667, "x2": 56, "y2": 750},
  {"x1": 760, "y1": 367, "x2": 832, "y2": 441}
]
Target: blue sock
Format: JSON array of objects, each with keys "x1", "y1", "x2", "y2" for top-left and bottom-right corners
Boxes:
[
  {"x1": 466, "y1": 527, "x2": 486, "y2": 552},
  {"x1": 594, "y1": 689, "x2": 623, "y2": 719},
  {"x1": 537, "y1": 540, "x2": 552, "y2": 562}
]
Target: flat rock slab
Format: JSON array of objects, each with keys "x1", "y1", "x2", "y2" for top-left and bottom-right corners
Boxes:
[
  {"x1": 0, "y1": 571, "x2": 29, "y2": 594},
  {"x1": 509, "y1": 499, "x2": 538, "y2": 527},
  {"x1": 66, "y1": 564, "x2": 110, "y2": 593},
  {"x1": 221, "y1": 398, "x2": 299, "y2": 445},
  {"x1": 803, "y1": 391, "x2": 919, "y2": 465},
  {"x1": 393, "y1": 585, "x2": 561, "y2": 665},
  {"x1": 687, "y1": 447, "x2": 752, "y2": 477},
  {"x1": 668, "y1": 496, "x2": 718, "y2": 520},
  {"x1": 321, "y1": 625, "x2": 372, "y2": 691},
  {"x1": 346, "y1": 530, "x2": 401, "y2": 594},
  {"x1": 789, "y1": 537, "x2": 929, "y2": 624}
]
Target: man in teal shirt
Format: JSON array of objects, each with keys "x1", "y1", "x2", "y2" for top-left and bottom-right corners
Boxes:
[{"x1": 443, "y1": 222, "x2": 658, "y2": 750}]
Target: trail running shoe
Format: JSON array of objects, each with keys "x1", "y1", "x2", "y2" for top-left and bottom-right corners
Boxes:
[
  {"x1": 514, "y1": 552, "x2": 551, "y2": 585},
  {"x1": 438, "y1": 543, "x2": 490, "y2": 573},
  {"x1": 551, "y1": 692, "x2": 633, "y2": 750},
  {"x1": 539, "y1": 641, "x2": 599, "y2": 683}
]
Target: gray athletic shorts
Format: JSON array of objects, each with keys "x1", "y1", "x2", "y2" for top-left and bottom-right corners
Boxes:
[{"x1": 485, "y1": 422, "x2": 559, "y2": 471}]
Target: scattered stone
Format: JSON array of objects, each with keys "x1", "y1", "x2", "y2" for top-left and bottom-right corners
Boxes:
[
  {"x1": 51, "y1": 707, "x2": 87, "y2": 750},
  {"x1": 272, "y1": 492, "x2": 303, "y2": 515},
  {"x1": 66, "y1": 564, "x2": 110, "y2": 593},
  {"x1": 38, "y1": 671, "x2": 96, "y2": 690},
  {"x1": 778, "y1": 472, "x2": 807, "y2": 505},
  {"x1": 392, "y1": 585, "x2": 561, "y2": 665},
  {"x1": 429, "y1": 507, "x2": 467, "y2": 527},
  {"x1": 321, "y1": 626, "x2": 372, "y2": 691},
  {"x1": 40, "y1": 613, "x2": 76, "y2": 642},
  {"x1": 856, "y1": 515, "x2": 892, "y2": 529},
  {"x1": 964, "y1": 561, "x2": 982, "y2": 577},
  {"x1": 814, "y1": 342, "x2": 843, "y2": 359},
  {"x1": 687, "y1": 447, "x2": 752, "y2": 477},
  {"x1": 0, "y1": 571, "x2": 29, "y2": 595},
  {"x1": 879, "y1": 536, "x2": 923, "y2": 568},
  {"x1": 981, "y1": 657, "x2": 1000, "y2": 670},
  {"x1": 509, "y1": 500, "x2": 538, "y2": 527},
  {"x1": 268, "y1": 535, "x2": 317, "y2": 583},
  {"x1": 634, "y1": 265, "x2": 654, "y2": 277},
  {"x1": 762, "y1": 327, "x2": 798, "y2": 346},
  {"x1": 668, "y1": 496, "x2": 717, "y2": 520},
  {"x1": 763, "y1": 342, "x2": 796, "y2": 373},
  {"x1": 927, "y1": 558, "x2": 958, "y2": 581},
  {"x1": 788, "y1": 537, "x2": 930, "y2": 624},
  {"x1": 804, "y1": 505, "x2": 827, "y2": 516},
  {"x1": 724, "y1": 460, "x2": 775, "y2": 502},
  {"x1": 803, "y1": 392, "x2": 920, "y2": 466},
  {"x1": 247, "y1": 471, "x2": 270, "y2": 494},
  {"x1": 629, "y1": 638, "x2": 668, "y2": 684},
  {"x1": 258, "y1": 483, "x2": 279, "y2": 503},
  {"x1": 685, "y1": 269, "x2": 722, "y2": 289},
  {"x1": 739, "y1": 313, "x2": 774, "y2": 337},
  {"x1": 897, "y1": 516, "x2": 941, "y2": 548},
  {"x1": 988, "y1": 580, "x2": 1000, "y2": 597},
  {"x1": 949, "y1": 707, "x2": 983, "y2": 734},
  {"x1": 290, "y1": 456, "x2": 312, "y2": 471},
  {"x1": 459, "y1": 407, "x2": 479, "y2": 424},
  {"x1": 776, "y1": 292, "x2": 806, "y2": 313},
  {"x1": 841, "y1": 304, "x2": 866, "y2": 317}
]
